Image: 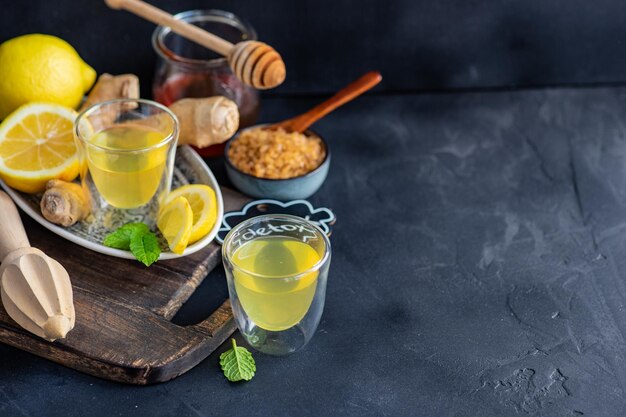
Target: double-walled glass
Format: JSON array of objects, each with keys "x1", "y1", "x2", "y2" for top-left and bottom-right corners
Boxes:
[
  {"x1": 74, "y1": 99, "x2": 178, "y2": 226},
  {"x1": 222, "y1": 215, "x2": 331, "y2": 355}
]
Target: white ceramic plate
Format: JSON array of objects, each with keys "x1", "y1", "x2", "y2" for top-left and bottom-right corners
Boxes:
[{"x1": 0, "y1": 146, "x2": 223, "y2": 260}]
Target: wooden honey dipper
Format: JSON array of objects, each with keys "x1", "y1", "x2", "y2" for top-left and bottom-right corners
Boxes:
[
  {"x1": 105, "y1": 0, "x2": 286, "y2": 90},
  {"x1": 0, "y1": 191, "x2": 75, "y2": 341}
]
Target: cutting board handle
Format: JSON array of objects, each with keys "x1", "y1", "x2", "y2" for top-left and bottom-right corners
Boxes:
[
  {"x1": 191, "y1": 299, "x2": 234, "y2": 336},
  {"x1": 0, "y1": 191, "x2": 30, "y2": 260}
]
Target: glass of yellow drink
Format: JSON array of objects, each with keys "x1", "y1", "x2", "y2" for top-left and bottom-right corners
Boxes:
[
  {"x1": 222, "y1": 214, "x2": 331, "y2": 355},
  {"x1": 74, "y1": 99, "x2": 178, "y2": 226}
]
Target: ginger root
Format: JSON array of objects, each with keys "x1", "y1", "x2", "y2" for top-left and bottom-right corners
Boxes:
[
  {"x1": 79, "y1": 73, "x2": 141, "y2": 132},
  {"x1": 169, "y1": 97, "x2": 239, "y2": 148},
  {"x1": 40, "y1": 180, "x2": 90, "y2": 227},
  {"x1": 80, "y1": 73, "x2": 140, "y2": 111},
  {"x1": 130, "y1": 96, "x2": 240, "y2": 148}
]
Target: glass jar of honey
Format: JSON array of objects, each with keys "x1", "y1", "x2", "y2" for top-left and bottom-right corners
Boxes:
[{"x1": 152, "y1": 10, "x2": 260, "y2": 157}]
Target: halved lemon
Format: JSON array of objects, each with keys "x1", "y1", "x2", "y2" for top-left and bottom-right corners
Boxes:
[
  {"x1": 0, "y1": 103, "x2": 86, "y2": 193},
  {"x1": 157, "y1": 196, "x2": 193, "y2": 254},
  {"x1": 164, "y1": 184, "x2": 218, "y2": 244}
]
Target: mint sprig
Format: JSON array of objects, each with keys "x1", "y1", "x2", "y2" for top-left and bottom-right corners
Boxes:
[
  {"x1": 220, "y1": 339, "x2": 256, "y2": 382},
  {"x1": 103, "y1": 223, "x2": 149, "y2": 249},
  {"x1": 103, "y1": 222, "x2": 160, "y2": 266}
]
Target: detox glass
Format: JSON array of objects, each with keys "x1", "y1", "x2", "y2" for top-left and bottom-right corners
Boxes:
[{"x1": 222, "y1": 214, "x2": 331, "y2": 355}]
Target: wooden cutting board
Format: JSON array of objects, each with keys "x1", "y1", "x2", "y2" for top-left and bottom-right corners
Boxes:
[{"x1": 0, "y1": 187, "x2": 248, "y2": 385}]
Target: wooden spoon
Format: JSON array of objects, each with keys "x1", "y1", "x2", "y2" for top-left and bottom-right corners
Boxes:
[
  {"x1": 267, "y1": 71, "x2": 382, "y2": 133},
  {"x1": 0, "y1": 191, "x2": 75, "y2": 341},
  {"x1": 105, "y1": 0, "x2": 286, "y2": 90}
]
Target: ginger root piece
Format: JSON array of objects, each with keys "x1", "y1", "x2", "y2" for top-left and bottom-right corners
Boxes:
[
  {"x1": 80, "y1": 73, "x2": 140, "y2": 111},
  {"x1": 129, "y1": 96, "x2": 240, "y2": 148},
  {"x1": 40, "y1": 180, "x2": 90, "y2": 227},
  {"x1": 79, "y1": 73, "x2": 140, "y2": 130},
  {"x1": 169, "y1": 97, "x2": 240, "y2": 148}
]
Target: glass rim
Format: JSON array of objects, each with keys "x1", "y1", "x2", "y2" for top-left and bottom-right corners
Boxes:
[
  {"x1": 74, "y1": 98, "x2": 179, "y2": 153},
  {"x1": 222, "y1": 214, "x2": 331, "y2": 280},
  {"x1": 151, "y1": 9, "x2": 258, "y2": 69}
]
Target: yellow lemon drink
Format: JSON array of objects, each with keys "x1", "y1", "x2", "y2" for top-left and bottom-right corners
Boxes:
[
  {"x1": 86, "y1": 124, "x2": 168, "y2": 208},
  {"x1": 232, "y1": 237, "x2": 321, "y2": 331}
]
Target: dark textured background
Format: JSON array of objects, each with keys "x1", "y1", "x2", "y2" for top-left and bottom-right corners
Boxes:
[
  {"x1": 5, "y1": 86, "x2": 626, "y2": 417},
  {"x1": 3, "y1": 1, "x2": 626, "y2": 416},
  {"x1": 4, "y1": 0, "x2": 626, "y2": 94}
]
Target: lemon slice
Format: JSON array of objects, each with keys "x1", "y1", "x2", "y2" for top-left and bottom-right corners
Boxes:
[
  {"x1": 0, "y1": 103, "x2": 88, "y2": 193},
  {"x1": 158, "y1": 196, "x2": 193, "y2": 254},
  {"x1": 164, "y1": 185, "x2": 218, "y2": 244}
]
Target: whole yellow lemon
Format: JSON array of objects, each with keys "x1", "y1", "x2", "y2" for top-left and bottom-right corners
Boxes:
[{"x1": 0, "y1": 34, "x2": 96, "y2": 119}]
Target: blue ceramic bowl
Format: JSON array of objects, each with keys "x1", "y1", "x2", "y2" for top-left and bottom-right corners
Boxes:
[{"x1": 224, "y1": 127, "x2": 330, "y2": 200}]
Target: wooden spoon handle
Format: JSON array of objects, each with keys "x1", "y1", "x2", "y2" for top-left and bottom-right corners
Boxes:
[
  {"x1": 105, "y1": 0, "x2": 234, "y2": 56},
  {"x1": 277, "y1": 71, "x2": 382, "y2": 133},
  {"x1": 0, "y1": 191, "x2": 30, "y2": 260}
]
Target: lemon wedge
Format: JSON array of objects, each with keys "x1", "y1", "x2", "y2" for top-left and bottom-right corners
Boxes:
[
  {"x1": 157, "y1": 196, "x2": 193, "y2": 254},
  {"x1": 164, "y1": 184, "x2": 218, "y2": 244},
  {"x1": 0, "y1": 103, "x2": 88, "y2": 193}
]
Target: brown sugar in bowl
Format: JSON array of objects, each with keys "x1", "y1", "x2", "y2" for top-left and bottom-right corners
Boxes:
[{"x1": 224, "y1": 125, "x2": 330, "y2": 200}]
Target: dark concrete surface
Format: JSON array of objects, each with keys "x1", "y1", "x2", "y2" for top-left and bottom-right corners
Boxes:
[{"x1": 3, "y1": 88, "x2": 626, "y2": 416}]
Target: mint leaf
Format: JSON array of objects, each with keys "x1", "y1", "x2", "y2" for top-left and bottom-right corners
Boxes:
[
  {"x1": 220, "y1": 339, "x2": 256, "y2": 382},
  {"x1": 104, "y1": 222, "x2": 159, "y2": 266},
  {"x1": 129, "y1": 231, "x2": 161, "y2": 267},
  {"x1": 103, "y1": 223, "x2": 149, "y2": 250},
  {"x1": 103, "y1": 228, "x2": 133, "y2": 249}
]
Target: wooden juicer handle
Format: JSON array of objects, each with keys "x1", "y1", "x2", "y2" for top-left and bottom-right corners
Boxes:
[
  {"x1": 105, "y1": 0, "x2": 286, "y2": 89},
  {"x1": 0, "y1": 191, "x2": 75, "y2": 342},
  {"x1": 0, "y1": 190, "x2": 30, "y2": 260}
]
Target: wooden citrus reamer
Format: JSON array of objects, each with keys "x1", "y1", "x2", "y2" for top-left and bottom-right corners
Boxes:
[
  {"x1": 105, "y1": 0, "x2": 286, "y2": 90},
  {"x1": 0, "y1": 191, "x2": 75, "y2": 341}
]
